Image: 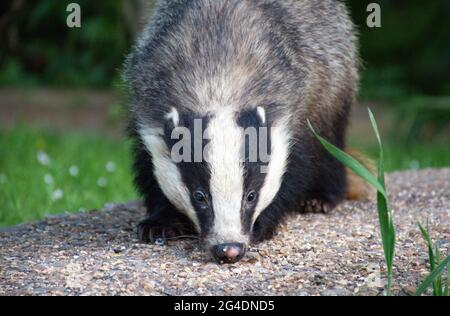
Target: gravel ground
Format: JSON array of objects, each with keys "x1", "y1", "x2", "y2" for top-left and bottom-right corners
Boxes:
[{"x1": 1, "y1": 168, "x2": 449, "y2": 296}]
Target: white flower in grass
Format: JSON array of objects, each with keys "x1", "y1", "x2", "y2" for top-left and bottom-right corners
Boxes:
[
  {"x1": 97, "y1": 177, "x2": 108, "y2": 188},
  {"x1": 69, "y1": 165, "x2": 79, "y2": 177},
  {"x1": 44, "y1": 173, "x2": 54, "y2": 185},
  {"x1": 105, "y1": 161, "x2": 116, "y2": 173},
  {"x1": 410, "y1": 160, "x2": 420, "y2": 170},
  {"x1": 52, "y1": 188, "x2": 64, "y2": 201},
  {"x1": 0, "y1": 173, "x2": 6, "y2": 184},
  {"x1": 37, "y1": 151, "x2": 51, "y2": 166}
]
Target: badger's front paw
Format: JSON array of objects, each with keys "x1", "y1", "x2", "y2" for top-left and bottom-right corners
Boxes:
[
  {"x1": 301, "y1": 199, "x2": 335, "y2": 214},
  {"x1": 137, "y1": 218, "x2": 196, "y2": 244}
]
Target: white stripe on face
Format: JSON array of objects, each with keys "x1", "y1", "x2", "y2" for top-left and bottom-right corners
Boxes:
[
  {"x1": 252, "y1": 118, "x2": 291, "y2": 225},
  {"x1": 205, "y1": 108, "x2": 249, "y2": 245},
  {"x1": 139, "y1": 127, "x2": 201, "y2": 232}
]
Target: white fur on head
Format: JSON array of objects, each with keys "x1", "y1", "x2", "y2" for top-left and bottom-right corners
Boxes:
[
  {"x1": 139, "y1": 126, "x2": 200, "y2": 232},
  {"x1": 205, "y1": 107, "x2": 249, "y2": 246},
  {"x1": 252, "y1": 117, "x2": 291, "y2": 225}
]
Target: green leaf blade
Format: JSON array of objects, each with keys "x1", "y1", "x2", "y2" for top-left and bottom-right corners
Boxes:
[
  {"x1": 415, "y1": 255, "x2": 450, "y2": 296},
  {"x1": 307, "y1": 120, "x2": 387, "y2": 198},
  {"x1": 308, "y1": 111, "x2": 396, "y2": 296},
  {"x1": 368, "y1": 108, "x2": 396, "y2": 295}
]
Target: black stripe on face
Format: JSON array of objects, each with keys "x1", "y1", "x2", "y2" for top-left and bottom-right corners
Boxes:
[
  {"x1": 163, "y1": 112, "x2": 214, "y2": 237},
  {"x1": 237, "y1": 108, "x2": 271, "y2": 233}
]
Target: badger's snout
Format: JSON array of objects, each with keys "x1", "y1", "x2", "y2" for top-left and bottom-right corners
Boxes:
[{"x1": 211, "y1": 243, "x2": 246, "y2": 264}]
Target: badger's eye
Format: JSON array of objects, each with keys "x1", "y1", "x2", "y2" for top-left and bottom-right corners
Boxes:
[
  {"x1": 246, "y1": 191, "x2": 257, "y2": 203},
  {"x1": 193, "y1": 190, "x2": 207, "y2": 203}
]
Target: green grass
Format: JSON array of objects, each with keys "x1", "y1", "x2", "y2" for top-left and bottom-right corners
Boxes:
[
  {"x1": 349, "y1": 137, "x2": 450, "y2": 172},
  {"x1": 417, "y1": 223, "x2": 450, "y2": 296},
  {"x1": 0, "y1": 126, "x2": 137, "y2": 227}
]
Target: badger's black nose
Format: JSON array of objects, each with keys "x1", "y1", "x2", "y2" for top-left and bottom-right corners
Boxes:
[{"x1": 212, "y1": 243, "x2": 246, "y2": 263}]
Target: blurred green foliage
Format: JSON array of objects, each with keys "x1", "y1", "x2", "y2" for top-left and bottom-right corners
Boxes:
[
  {"x1": 0, "y1": 0, "x2": 135, "y2": 87},
  {"x1": 347, "y1": 0, "x2": 450, "y2": 141},
  {"x1": 348, "y1": 0, "x2": 450, "y2": 99},
  {"x1": 0, "y1": 0, "x2": 449, "y2": 96}
]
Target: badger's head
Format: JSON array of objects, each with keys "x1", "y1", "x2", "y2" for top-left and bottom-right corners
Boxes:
[
  {"x1": 129, "y1": 0, "x2": 297, "y2": 263},
  {"x1": 139, "y1": 105, "x2": 290, "y2": 263}
]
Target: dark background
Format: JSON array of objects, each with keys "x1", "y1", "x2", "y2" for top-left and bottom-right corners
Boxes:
[{"x1": 1, "y1": 0, "x2": 449, "y2": 97}]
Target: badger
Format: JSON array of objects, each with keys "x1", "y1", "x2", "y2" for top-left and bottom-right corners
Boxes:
[{"x1": 124, "y1": 0, "x2": 368, "y2": 263}]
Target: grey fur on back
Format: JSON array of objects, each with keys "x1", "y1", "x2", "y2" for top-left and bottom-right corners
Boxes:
[{"x1": 125, "y1": 0, "x2": 359, "y2": 138}]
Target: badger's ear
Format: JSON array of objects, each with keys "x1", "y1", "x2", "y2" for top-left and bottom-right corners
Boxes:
[
  {"x1": 164, "y1": 107, "x2": 181, "y2": 141},
  {"x1": 256, "y1": 106, "x2": 266, "y2": 125},
  {"x1": 165, "y1": 107, "x2": 180, "y2": 127}
]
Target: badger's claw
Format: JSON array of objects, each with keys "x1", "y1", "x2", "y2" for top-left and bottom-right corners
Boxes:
[
  {"x1": 301, "y1": 199, "x2": 335, "y2": 214},
  {"x1": 137, "y1": 222, "x2": 172, "y2": 244},
  {"x1": 137, "y1": 218, "x2": 196, "y2": 244},
  {"x1": 137, "y1": 220, "x2": 155, "y2": 243}
]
